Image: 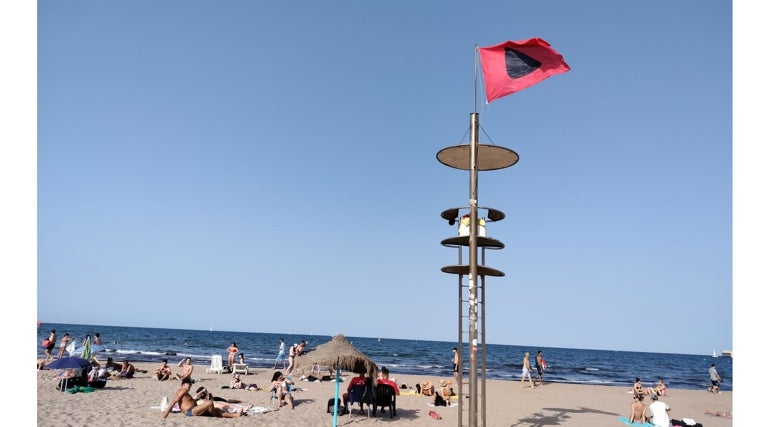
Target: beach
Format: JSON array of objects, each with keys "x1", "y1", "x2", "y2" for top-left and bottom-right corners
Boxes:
[{"x1": 37, "y1": 363, "x2": 733, "y2": 427}]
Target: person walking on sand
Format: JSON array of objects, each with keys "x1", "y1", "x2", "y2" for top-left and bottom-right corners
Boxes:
[
  {"x1": 44, "y1": 329, "x2": 56, "y2": 360},
  {"x1": 520, "y1": 352, "x2": 535, "y2": 388},
  {"x1": 708, "y1": 363, "x2": 722, "y2": 393},
  {"x1": 535, "y1": 350, "x2": 545, "y2": 386},
  {"x1": 273, "y1": 338, "x2": 285, "y2": 369}
]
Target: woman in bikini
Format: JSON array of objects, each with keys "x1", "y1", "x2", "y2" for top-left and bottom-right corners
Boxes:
[
  {"x1": 227, "y1": 342, "x2": 238, "y2": 371},
  {"x1": 629, "y1": 394, "x2": 648, "y2": 424},
  {"x1": 632, "y1": 378, "x2": 646, "y2": 399},
  {"x1": 647, "y1": 379, "x2": 667, "y2": 396},
  {"x1": 269, "y1": 371, "x2": 294, "y2": 409}
]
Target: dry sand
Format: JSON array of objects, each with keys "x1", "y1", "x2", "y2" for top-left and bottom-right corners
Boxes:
[{"x1": 36, "y1": 363, "x2": 733, "y2": 427}]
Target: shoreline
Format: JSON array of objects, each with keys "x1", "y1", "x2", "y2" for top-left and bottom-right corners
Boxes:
[{"x1": 37, "y1": 362, "x2": 733, "y2": 427}]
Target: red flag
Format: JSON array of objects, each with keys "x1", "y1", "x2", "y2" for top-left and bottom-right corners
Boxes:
[{"x1": 479, "y1": 37, "x2": 570, "y2": 103}]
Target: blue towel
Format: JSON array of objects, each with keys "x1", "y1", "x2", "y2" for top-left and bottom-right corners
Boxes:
[{"x1": 618, "y1": 416, "x2": 654, "y2": 426}]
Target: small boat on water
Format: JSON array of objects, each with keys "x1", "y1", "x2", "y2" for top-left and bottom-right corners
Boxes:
[
  {"x1": 712, "y1": 349, "x2": 718, "y2": 358},
  {"x1": 721, "y1": 349, "x2": 732, "y2": 357}
]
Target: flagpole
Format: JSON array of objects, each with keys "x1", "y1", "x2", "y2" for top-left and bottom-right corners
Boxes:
[
  {"x1": 467, "y1": 44, "x2": 480, "y2": 427},
  {"x1": 442, "y1": 37, "x2": 564, "y2": 427},
  {"x1": 474, "y1": 44, "x2": 479, "y2": 114}
]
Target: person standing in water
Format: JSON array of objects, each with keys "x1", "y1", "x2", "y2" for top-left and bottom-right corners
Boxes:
[{"x1": 273, "y1": 338, "x2": 285, "y2": 369}]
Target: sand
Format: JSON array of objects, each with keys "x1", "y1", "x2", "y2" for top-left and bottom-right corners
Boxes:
[{"x1": 36, "y1": 363, "x2": 733, "y2": 426}]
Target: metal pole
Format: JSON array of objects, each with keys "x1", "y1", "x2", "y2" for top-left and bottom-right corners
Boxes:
[
  {"x1": 457, "y1": 248, "x2": 464, "y2": 427},
  {"x1": 468, "y1": 112, "x2": 479, "y2": 427},
  {"x1": 480, "y1": 271, "x2": 487, "y2": 426}
]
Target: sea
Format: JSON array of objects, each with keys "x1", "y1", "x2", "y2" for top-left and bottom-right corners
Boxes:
[{"x1": 37, "y1": 323, "x2": 732, "y2": 392}]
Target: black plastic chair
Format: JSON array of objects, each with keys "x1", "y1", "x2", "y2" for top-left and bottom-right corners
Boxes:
[{"x1": 372, "y1": 383, "x2": 397, "y2": 418}]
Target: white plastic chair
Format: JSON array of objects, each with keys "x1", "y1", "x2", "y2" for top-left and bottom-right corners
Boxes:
[
  {"x1": 206, "y1": 355, "x2": 224, "y2": 374},
  {"x1": 231, "y1": 363, "x2": 249, "y2": 375}
]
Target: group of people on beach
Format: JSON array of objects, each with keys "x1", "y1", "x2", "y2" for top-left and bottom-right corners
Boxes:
[
  {"x1": 520, "y1": 350, "x2": 547, "y2": 388},
  {"x1": 627, "y1": 363, "x2": 728, "y2": 427},
  {"x1": 160, "y1": 337, "x2": 312, "y2": 418},
  {"x1": 39, "y1": 329, "x2": 103, "y2": 364}
]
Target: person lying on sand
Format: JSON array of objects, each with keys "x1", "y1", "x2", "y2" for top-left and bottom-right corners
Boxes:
[
  {"x1": 162, "y1": 377, "x2": 241, "y2": 418},
  {"x1": 704, "y1": 409, "x2": 732, "y2": 418}
]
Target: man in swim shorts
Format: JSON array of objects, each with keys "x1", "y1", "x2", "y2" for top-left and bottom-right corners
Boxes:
[
  {"x1": 162, "y1": 377, "x2": 241, "y2": 418},
  {"x1": 521, "y1": 352, "x2": 535, "y2": 388}
]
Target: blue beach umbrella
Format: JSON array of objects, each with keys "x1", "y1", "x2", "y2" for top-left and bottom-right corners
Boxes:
[{"x1": 45, "y1": 356, "x2": 91, "y2": 370}]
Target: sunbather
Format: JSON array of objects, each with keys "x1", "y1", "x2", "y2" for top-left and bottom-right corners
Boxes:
[
  {"x1": 162, "y1": 377, "x2": 242, "y2": 418},
  {"x1": 269, "y1": 371, "x2": 295, "y2": 409},
  {"x1": 155, "y1": 359, "x2": 172, "y2": 381}
]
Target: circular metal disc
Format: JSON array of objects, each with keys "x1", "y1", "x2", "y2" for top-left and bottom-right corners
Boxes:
[
  {"x1": 441, "y1": 265, "x2": 505, "y2": 277},
  {"x1": 436, "y1": 144, "x2": 519, "y2": 171}
]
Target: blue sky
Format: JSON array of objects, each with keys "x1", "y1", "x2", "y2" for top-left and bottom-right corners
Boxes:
[{"x1": 8, "y1": 1, "x2": 753, "y2": 359}]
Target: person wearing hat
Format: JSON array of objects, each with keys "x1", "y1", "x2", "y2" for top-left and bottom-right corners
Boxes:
[
  {"x1": 646, "y1": 393, "x2": 671, "y2": 427},
  {"x1": 439, "y1": 379, "x2": 455, "y2": 403},
  {"x1": 419, "y1": 381, "x2": 434, "y2": 396}
]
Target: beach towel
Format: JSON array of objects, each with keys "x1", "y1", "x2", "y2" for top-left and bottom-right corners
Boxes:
[
  {"x1": 245, "y1": 407, "x2": 277, "y2": 415},
  {"x1": 427, "y1": 402, "x2": 458, "y2": 407},
  {"x1": 617, "y1": 416, "x2": 654, "y2": 426},
  {"x1": 150, "y1": 404, "x2": 180, "y2": 413},
  {"x1": 66, "y1": 385, "x2": 95, "y2": 394}
]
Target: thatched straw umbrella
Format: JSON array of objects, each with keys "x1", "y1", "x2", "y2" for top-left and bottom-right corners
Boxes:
[{"x1": 296, "y1": 334, "x2": 377, "y2": 426}]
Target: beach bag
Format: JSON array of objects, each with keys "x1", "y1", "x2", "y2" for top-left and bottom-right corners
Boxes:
[{"x1": 326, "y1": 397, "x2": 344, "y2": 415}]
